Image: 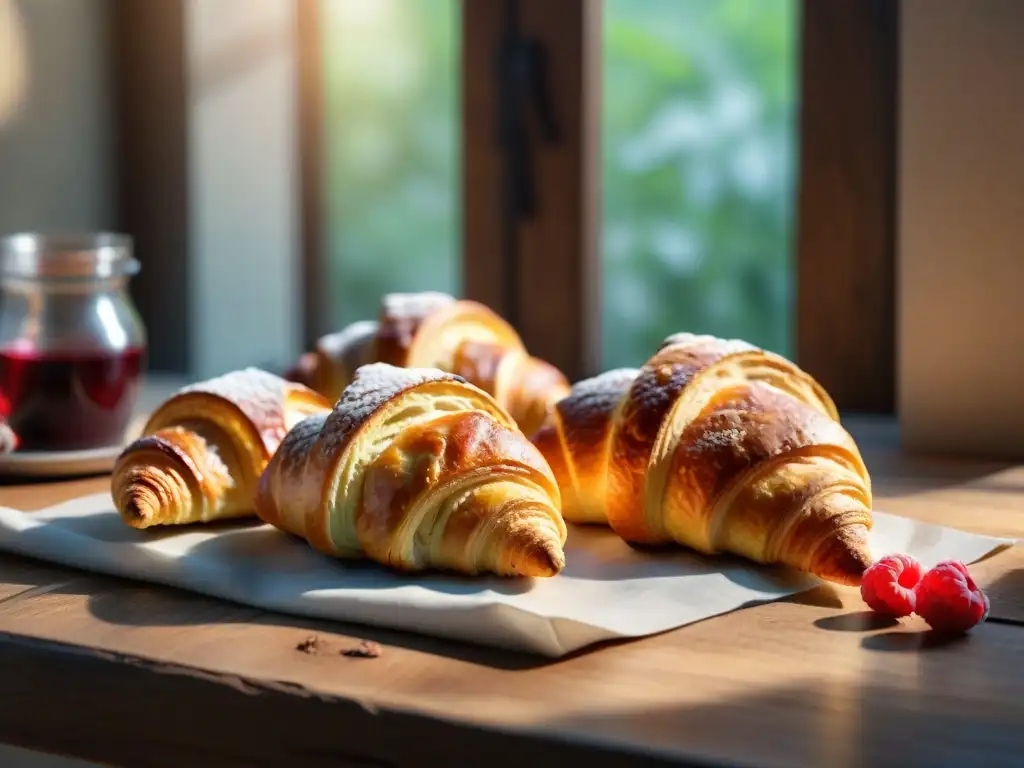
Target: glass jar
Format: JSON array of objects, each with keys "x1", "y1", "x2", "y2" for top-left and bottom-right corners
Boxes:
[{"x1": 0, "y1": 233, "x2": 148, "y2": 452}]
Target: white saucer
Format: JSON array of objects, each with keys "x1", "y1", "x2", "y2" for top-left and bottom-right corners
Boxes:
[
  {"x1": 0, "y1": 414, "x2": 148, "y2": 479},
  {"x1": 0, "y1": 443, "x2": 126, "y2": 478}
]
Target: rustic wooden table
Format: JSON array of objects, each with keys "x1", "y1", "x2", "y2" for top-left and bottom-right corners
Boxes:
[{"x1": 0, "y1": 416, "x2": 1021, "y2": 768}]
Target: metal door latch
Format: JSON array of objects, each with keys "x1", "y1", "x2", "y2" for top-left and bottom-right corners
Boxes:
[{"x1": 496, "y1": 0, "x2": 560, "y2": 222}]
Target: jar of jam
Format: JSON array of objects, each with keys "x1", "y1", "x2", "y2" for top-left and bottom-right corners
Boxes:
[{"x1": 0, "y1": 233, "x2": 148, "y2": 452}]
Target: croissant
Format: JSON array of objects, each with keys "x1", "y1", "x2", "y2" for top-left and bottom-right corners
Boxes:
[
  {"x1": 111, "y1": 368, "x2": 331, "y2": 528},
  {"x1": 255, "y1": 362, "x2": 567, "y2": 578},
  {"x1": 286, "y1": 292, "x2": 570, "y2": 437},
  {"x1": 285, "y1": 319, "x2": 378, "y2": 405},
  {"x1": 531, "y1": 333, "x2": 874, "y2": 585}
]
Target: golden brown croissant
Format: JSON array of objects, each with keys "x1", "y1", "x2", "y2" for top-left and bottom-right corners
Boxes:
[
  {"x1": 255, "y1": 362, "x2": 567, "y2": 578},
  {"x1": 285, "y1": 320, "x2": 379, "y2": 406},
  {"x1": 286, "y1": 292, "x2": 570, "y2": 437},
  {"x1": 531, "y1": 333, "x2": 874, "y2": 586},
  {"x1": 111, "y1": 368, "x2": 331, "y2": 528}
]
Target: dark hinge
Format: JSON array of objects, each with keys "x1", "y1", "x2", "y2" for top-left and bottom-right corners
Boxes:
[{"x1": 495, "y1": 0, "x2": 560, "y2": 328}]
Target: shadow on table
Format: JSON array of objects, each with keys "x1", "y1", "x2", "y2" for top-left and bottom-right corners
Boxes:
[
  {"x1": 9, "y1": 507, "x2": 826, "y2": 671},
  {"x1": 542, "y1": 670, "x2": 1024, "y2": 767},
  {"x1": 865, "y1": 452, "x2": 1020, "y2": 499},
  {"x1": 7, "y1": 510, "x2": 558, "y2": 671},
  {"x1": 812, "y1": 610, "x2": 899, "y2": 632},
  {"x1": 52, "y1": 573, "x2": 554, "y2": 672},
  {"x1": 983, "y1": 567, "x2": 1024, "y2": 625},
  {"x1": 846, "y1": 418, "x2": 1021, "y2": 499}
]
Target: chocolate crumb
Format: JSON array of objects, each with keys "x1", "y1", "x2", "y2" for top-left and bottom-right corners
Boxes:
[
  {"x1": 342, "y1": 640, "x2": 381, "y2": 658},
  {"x1": 296, "y1": 635, "x2": 321, "y2": 654}
]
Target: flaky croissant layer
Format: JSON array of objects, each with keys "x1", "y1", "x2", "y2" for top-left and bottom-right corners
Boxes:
[
  {"x1": 284, "y1": 292, "x2": 571, "y2": 437},
  {"x1": 112, "y1": 368, "x2": 331, "y2": 528},
  {"x1": 532, "y1": 333, "x2": 874, "y2": 585},
  {"x1": 256, "y1": 363, "x2": 567, "y2": 578}
]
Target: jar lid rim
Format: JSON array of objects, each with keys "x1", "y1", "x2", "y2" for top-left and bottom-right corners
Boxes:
[{"x1": 0, "y1": 232, "x2": 139, "y2": 280}]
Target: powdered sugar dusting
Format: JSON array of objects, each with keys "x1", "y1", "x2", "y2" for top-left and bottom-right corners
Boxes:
[
  {"x1": 315, "y1": 363, "x2": 463, "y2": 464},
  {"x1": 626, "y1": 337, "x2": 760, "y2": 423},
  {"x1": 317, "y1": 320, "x2": 379, "y2": 361},
  {"x1": 274, "y1": 412, "x2": 329, "y2": 478},
  {"x1": 661, "y1": 333, "x2": 758, "y2": 354},
  {"x1": 559, "y1": 368, "x2": 638, "y2": 427},
  {"x1": 685, "y1": 423, "x2": 747, "y2": 455},
  {"x1": 380, "y1": 291, "x2": 454, "y2": 322},
  {"x1": 177, "y1": 368, "x2": 294, "y2": 454}
]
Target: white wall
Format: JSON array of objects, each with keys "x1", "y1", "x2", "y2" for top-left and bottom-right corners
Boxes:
[
  {"x1": 0, "y1": 0, "x2": 113, "y2": 235},
  {"x1": 899, "y1": 0, "x2": 1024, "y2": 459},
  {"x1": 186, "y1": 0, "x2": 301, "y2": 379},
  {"x1": 0, "y1": 0, "x2": 303, "y2": 380}
]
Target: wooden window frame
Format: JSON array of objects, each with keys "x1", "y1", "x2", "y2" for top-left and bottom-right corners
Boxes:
[
  {"x1": 113, "y1": 0, "x2": 897, "y2": 413},
  {"x1": 459, "y1": 0, "x2": 898, "y2": 412},
  {"x1": 296, "y1": 0, "x2": 329, "y2": 351},
  {"x1": 795, "y1": 0, "x2": 897, "y2": 414},
  {"x1": 461, "y1": 0, "x2": 602, "y2": 385},
  {"x1": 111, "y1": 0, "x2": 190, "y2": 374},
  {"x1": 113, "y1": 0, "x2": 306, "y2": 378}
]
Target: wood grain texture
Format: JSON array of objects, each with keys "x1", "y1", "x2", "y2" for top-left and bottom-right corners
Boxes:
[
  {"x1": 110, "y1": 0, "x2": 190, "y2": 373},
  {"x1": 296, "y1": 0, "x2": 329, "y2": 347},
  {"x1": 461, "y1": 0, "x2": 507, "y2": 319},
  {"x1": 0, "y1": 418, "x2": 1020, "y2": 767},
  {"x1": 796, "y1": 0, "x2": 898, "y2": 414},
  {"x1": 514, "y1": 0, "x2": 601, "y2": 383},
  {"x1": 461, "y1": 0, "x2": 601, "y2": 383}
]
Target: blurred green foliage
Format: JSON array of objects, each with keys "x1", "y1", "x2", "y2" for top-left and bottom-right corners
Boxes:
[
  {"x1": 602, "y1": 0, "x2": 797, "y2": 366},
  {"x1": 323, "y1": 0, "x2": 460, "y2": 329},
  {"x1": 323, "y1": 0, "x2": 796, "y2": 367}
]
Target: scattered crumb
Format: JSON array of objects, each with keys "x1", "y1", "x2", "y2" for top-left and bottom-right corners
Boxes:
[
  {"x1": 342, "y1": 640, "x2": 382, "y2": 659},
  {"x1": 298, "y1": 635, "x2": 381, "y2": 658}
]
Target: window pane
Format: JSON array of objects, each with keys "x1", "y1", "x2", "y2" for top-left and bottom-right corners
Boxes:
[
  {"x1": 322, "y1": 0, "x2": 459, "y2": 329},
  {"x1": 602, "y1": 0, "x2": 798, "y2": 368}
]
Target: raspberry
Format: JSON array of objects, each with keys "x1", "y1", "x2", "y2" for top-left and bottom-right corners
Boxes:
[
  {"x1": 860, "y1": 553, "x2": 923, "y2": 617},
  {"x1": 915, "y1": 560, "x2": 989, "y2": 633}
]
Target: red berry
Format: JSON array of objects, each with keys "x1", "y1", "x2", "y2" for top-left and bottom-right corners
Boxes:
[
  {"x1": 860, "y1": 553, "x2": 923, "y2": 617},
  {"x1": 915, "y1": 560, "x2": 989, "y2": 633}
]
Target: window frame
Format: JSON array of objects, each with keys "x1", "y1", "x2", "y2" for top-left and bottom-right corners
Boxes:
[
  {"x1": 795, "y1": 0, "x2": 898, "y2": 414},
  {"x1": 113, "y1": 0, "x2": 898, "y2": 413},
  {"x1": 460, "y1": 0, "x2": 898, "y2": 411},
  {"x1": 297, "y1": 0, "x2": 330, "y2": 351},
  {"x1": 112, "y1": 0, "x2": 308, "y2": 377},
  {"x1": 461, "y1": 0, "x2": 602, "y2": 384}
]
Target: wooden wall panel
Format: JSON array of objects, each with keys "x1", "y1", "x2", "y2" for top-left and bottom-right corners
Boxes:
[
  {"x1": 111, "y1": 1, "x2": 304, "y2": 377},
  {"x1": 796, "y1": 0, "x2": 899, "y2": 413},
  {"x1": 111, "y1": 0, "x2": 190, "y2": 373},
  {"x1": 461, "y1": 0, "x2": 510, "y2": 321},
  {"x1": 296, "y1": 0, "x2": 328, "y2": 348},
  {"x1": 899, "y1": 0, "x2": 1024, "y2": 459},
  {"x1": 462, "y1": 0, "x2": 601, "y2": 383}
]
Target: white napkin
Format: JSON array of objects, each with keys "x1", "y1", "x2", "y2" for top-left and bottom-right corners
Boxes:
[{"x1": 0, "y1": 493, "x2": 1011, "y2": 657}]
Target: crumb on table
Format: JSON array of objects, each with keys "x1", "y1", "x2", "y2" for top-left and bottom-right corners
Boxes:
[{"x1": 342, "y1": 640, "x2": 382, "y2": 659}]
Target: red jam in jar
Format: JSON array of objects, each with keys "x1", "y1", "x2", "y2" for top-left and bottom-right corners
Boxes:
[
  {"x1": 0, "y1": 345, "x2": 146, "y2": 452},
  {"x1": 0, "y1": 233, "x2": 147, "y2": 453}
]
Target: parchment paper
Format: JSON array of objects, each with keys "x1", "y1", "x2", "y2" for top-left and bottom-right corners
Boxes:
[{"x1": 0, "y1": 493, "x2": 1011, "y2": 657}]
